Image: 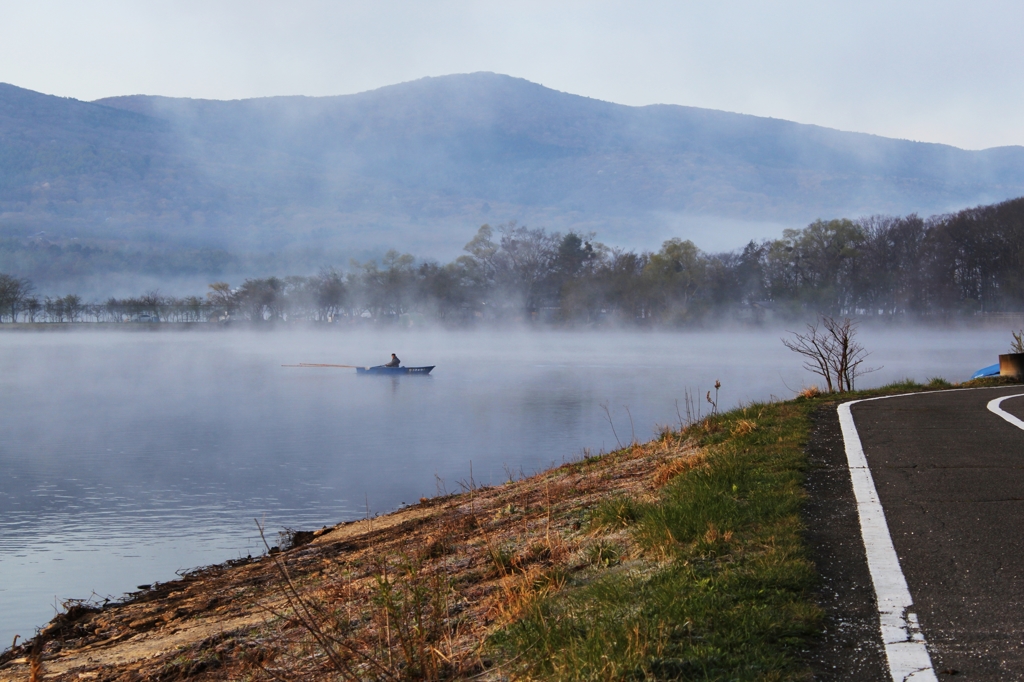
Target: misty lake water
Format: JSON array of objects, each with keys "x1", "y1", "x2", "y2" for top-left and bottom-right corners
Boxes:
[{"x1": 0, "y1": 326, "x2": 1008, "y2": 644}]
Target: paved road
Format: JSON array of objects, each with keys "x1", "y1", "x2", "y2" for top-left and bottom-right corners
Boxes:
[{"x1": 851, "y1": 387, "x2": 1024, "y2": 679}]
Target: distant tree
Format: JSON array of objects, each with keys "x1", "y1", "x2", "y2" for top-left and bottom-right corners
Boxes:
[
  {"x1": 764, "y1": 219, "x2": 865, "y2": 314},
  {"x1": 84, "y1": 302, "x2": 103, "y2": 322},
  {"x1": 137, "y1": 291, "x2": 162, "y2": 321},
  {"x1": 43, "y1": 296, "x2": 65, "y2": 322},
  {"x1": 206, "y1": 282, "x2": 236, "y2": 320},
  {"x1": 181, "y1": 296, "x2": 206, "y2": 322},
  {"x1": 643, "y1": 238, "x2": 709, "y2": 323},
  {"x1": 415, "y1": 261, "x2": 470, "y2": 322},
  {"x1": 991, "y1": 198, "x2": 1024, "y2": 309},
  {"x1": 232, "y1": 278, "x2": 286, "y2": 322},
  {"x1": 357, "y1": 251, "x2": 416, "y2": 319},
  {"x1": 12, "y1": 195, "x2": 1024, "y2": 328},
  {"x1": 281, "y1": 276, "x2": 314, "y2": 321},
  {"x1": 310, "y1": 268, "x2": 346, "y2": 322},
  {"x1": 0, "y1": 273, "x2": 33, "y2": 323},
  {"x1": 62, "y1": 295, "x2": 84, "y2": 322},
  {"x1": 550, "y1": 232, "x2": 603, "y2": 321},
  {"x1": 855, "y1": 215, "x2": 927, "y2": 315},
  {"x1": 494, "y1": 222, "x2": 559, "y2": 315},
  {"x1": 23, "y1": 296, "x2": 41, "y2": 323},
  {"x1": 735, "y1": 240, "x2": 768, "y2": 305},
  {"x1": 593, "y1": 249, "x2": 650, "y2": 323},
  {"x1": 105, "y1": 297, "x2": 127, "y2": 322},
  {"x1": 461, "y1": 224, "x2": 500, "y2": 286},
  {"x1": 922, "y1": 200, "x2": 1024, "y2": 313},
  {"x1": 552, "y1": 232, "x2": 597, "y2": 281}
]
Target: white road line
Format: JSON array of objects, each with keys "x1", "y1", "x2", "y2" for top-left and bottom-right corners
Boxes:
[
  {"x1": 838, "y1": 398, "x2": 938, "y2": 682},
  {"x1": 988, "y1": 393, "x2": 1024, "y2": 430}
]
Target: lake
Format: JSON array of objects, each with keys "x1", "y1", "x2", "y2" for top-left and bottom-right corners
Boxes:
[{"x1": 0, "y1": 325, "x2": 1008, "y2": 645}]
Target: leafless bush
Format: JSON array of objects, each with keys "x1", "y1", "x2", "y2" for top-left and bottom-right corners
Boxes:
[
  {"x1": 254, "y1": 520, "x2": 398, "y2": 681},
  {"x1": 254, "y1": 518, "x2": 465, "y2": 681},
  {"x1": 782, "y1": 316, "x2": 878, "y2": 392},
  {"x1": 1011, "y1": 329, "x2": 1024, "y2": 354}
]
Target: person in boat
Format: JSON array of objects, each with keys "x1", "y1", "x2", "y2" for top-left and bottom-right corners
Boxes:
[{"x1": 384, "y1": 353, "x2": 401, "y2": 368}]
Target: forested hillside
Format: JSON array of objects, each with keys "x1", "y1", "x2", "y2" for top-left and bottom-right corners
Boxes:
[
  {"x1": 3, "y1": 73, "x2": 1024, "y2": 294},
  {"x1": 4, "y1": 196, "x2": 1023, "y2": 324}
]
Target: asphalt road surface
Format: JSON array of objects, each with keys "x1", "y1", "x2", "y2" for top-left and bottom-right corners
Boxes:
[{"x1": 850, "y1": 387, "x2": 1024, "y2": 679}]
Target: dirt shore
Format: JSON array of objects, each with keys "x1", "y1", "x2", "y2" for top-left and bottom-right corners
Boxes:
[{"x1": 0, "y1": 436, "x2": 689, "y2": 680}]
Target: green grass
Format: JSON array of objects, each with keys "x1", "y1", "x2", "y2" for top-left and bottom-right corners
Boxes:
[
  {"x1": 489, "y1": 400, "x2": 822, "y2": 681},
  {"x1": 487, "y1": 375, "x2": 1021, "y2": 679},
  {"x1": 879, "y1": 377, "x2": 923, "y2": 391}
]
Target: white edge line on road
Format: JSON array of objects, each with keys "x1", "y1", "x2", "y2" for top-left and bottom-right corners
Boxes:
[
  {"x1": 838, "y1": 396, "x2": 937, "y2": 682},
  {"x1": 988, "y1": 394, "x2": 1024, "y2": 430}
]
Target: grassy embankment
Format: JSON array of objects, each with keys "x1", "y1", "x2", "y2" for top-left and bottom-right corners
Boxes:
[
  {"x1": 495, "y1": 375, "x2": 1024, "y2": 681},
  {"x1": 3, "y1": 375, "x2": 1015, "y2": 681},
  {"x1": 491, "y1": 394, "x2": 821, "y2": 680}
]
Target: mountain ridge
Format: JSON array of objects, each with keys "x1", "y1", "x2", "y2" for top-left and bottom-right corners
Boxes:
[{"x1": 2, "y1": 72, "x2": 1024, "y2": 270}]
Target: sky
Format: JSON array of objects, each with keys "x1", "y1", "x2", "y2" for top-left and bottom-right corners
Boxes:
[{"x1": 0, "y1": 1, "x2": 1022, "y2": 150}]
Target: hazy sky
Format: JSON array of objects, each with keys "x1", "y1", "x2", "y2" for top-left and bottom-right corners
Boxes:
[{"x1": 1, "y1": 1, "x2": 1021, "y2": 150}]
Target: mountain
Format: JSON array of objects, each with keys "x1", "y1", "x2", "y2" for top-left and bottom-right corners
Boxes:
[{"x1": 2, "y1": 72, "x2": 1024, "y2": 287}]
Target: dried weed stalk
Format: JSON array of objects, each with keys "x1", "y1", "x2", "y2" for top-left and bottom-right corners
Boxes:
[{"x1": 255, "y1": 520, "x2": 397, "y2": 681}]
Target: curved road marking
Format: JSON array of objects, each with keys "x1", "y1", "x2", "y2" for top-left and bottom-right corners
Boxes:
[
  {"x1": 839, "y1": 397, "x2": 937, "y2": 682},
  {"x1": 988, "y1": 393, "x2": 1024, "y2": 430}
]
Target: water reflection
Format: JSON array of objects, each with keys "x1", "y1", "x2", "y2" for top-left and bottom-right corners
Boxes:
[{"x1": 0, "y1": 326, "x2": 1007, "y2": 644}]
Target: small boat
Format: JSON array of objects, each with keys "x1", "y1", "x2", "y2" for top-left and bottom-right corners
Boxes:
[
  {"x1": 356, "y1": 365, "x2": 435, "y2": 375},
  {"x1": 971, "y1": 363, "x2": 1000, "y2": 379}
]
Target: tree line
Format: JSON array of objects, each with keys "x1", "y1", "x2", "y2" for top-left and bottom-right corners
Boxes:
[{"x1": 3, "y1": 196, "x2": 1024, "y2": 325}]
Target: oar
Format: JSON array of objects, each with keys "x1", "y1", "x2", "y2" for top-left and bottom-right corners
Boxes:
[{"x1": 281, "y1": 363, "x2": 360, "y2": 368}]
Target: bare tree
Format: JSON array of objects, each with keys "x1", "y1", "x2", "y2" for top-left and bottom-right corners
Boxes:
[
  {"x1": 0, "y1": 273, "x2": 33, "y2": 323},
  {"x1": 23, "y1": 296, "x2": 40, "y2": 322},
  {"x1": 783, "y1": 316, "x2": 877, "y2": 392}
]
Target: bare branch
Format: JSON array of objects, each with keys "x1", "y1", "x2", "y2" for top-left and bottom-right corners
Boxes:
[{"x1": 783, "y1": 316, "x2": 880, "y2": 393}]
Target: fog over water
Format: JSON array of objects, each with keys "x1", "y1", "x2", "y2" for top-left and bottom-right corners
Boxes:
[{"x1": 0, "y1": 326, "x2": 1008, "y2": 645}]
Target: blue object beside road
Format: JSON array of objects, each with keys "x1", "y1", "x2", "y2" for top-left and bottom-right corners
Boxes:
[{"x1": 971, "y1": 363, "x2": 1000, "y2": 379}]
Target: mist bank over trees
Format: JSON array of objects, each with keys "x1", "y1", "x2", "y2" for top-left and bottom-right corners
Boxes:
[
  {"x1": 3, "y1": 196, "x2": 1024, "y2": 326},
  {"x1": 0, "y1": 234, "x2": 373, "y2": 299},
  {"x1": 3, "y1": 72, "x2": 1024, "y2": 275}
]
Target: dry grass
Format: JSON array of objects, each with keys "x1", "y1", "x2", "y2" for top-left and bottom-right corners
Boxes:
[
  {"x1": 0, "y1": 434, "x2": 693, "y2": 681},
  {"x1": 800, "y1": 385, "x2": 822, "y2": 399},
  {"x1": 491, "y1": 400, "x2": 823, "y2": 680},
  {"x1": 731, "y1": 418, "x2": 758, "y2": 436},
  {"x1": 3, "y1": 389, "x2": 859, "y2": 681},
  {"x1": 652, "y1": 447, "x2": 708, "y2": 487}
]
